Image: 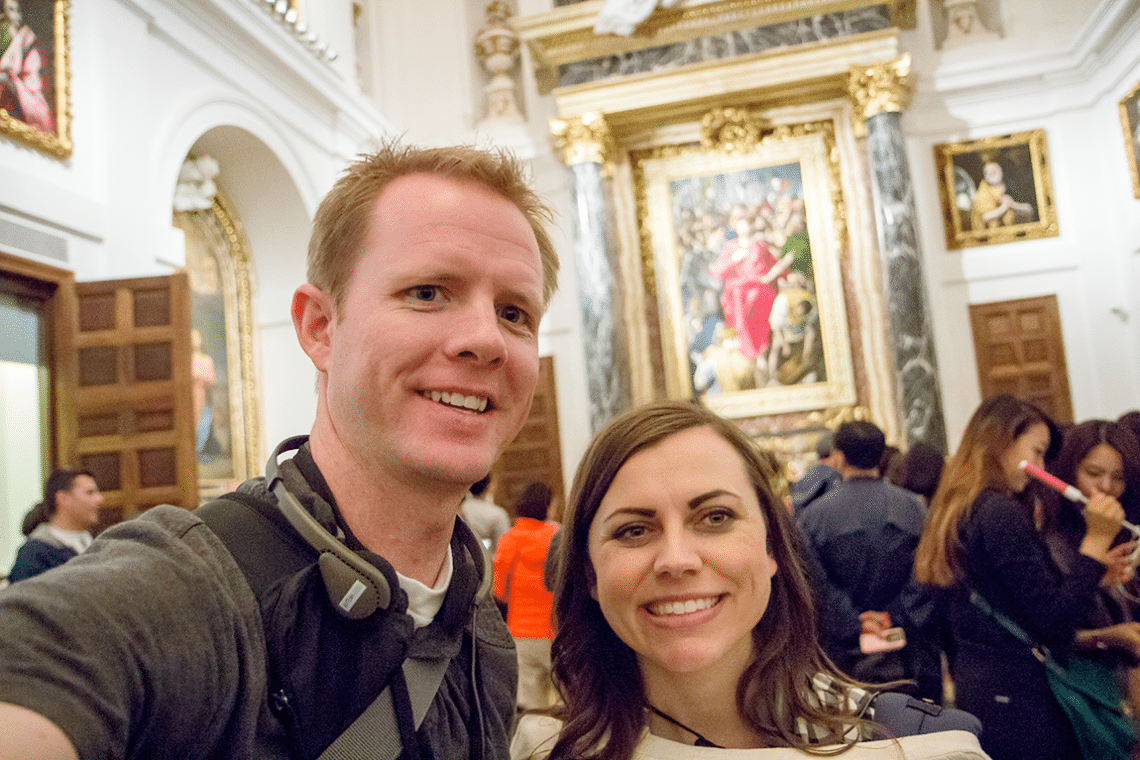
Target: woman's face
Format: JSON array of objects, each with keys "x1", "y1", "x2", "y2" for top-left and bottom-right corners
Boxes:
[
  {"x1": 1001, "y1": 421, "x2": 1051, "y2": 492},
  {"x1": 1076, "y1": 443, "x2": 1125, "y2": 500},
  {"x1": 587, "y1": 426, "x2": 777, "y2": 689}
]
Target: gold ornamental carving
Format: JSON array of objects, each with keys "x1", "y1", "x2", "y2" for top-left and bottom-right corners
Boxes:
[
  {"x1": 550, "y1": 112, "x2": 615, "y2": 173},
  {"x1": 847, "y1": 54, "x2": 911, "y2": 137},
  {"x1": 700, "y1": 108, "x2": 763, "y2": 154}
]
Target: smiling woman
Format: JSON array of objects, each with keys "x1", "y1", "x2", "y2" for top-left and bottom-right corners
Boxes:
[{"x1": 519, "y1": 400, "x2": 987, "y2": 760}]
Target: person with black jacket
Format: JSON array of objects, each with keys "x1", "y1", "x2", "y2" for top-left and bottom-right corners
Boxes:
[{"x1": 7, "y1": 469, "x2": 102, "y2": 583}]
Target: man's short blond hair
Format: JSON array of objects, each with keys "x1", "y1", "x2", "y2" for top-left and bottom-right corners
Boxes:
[{"x1": 308, "y1": 140, "x2": 559, "y2": 313}]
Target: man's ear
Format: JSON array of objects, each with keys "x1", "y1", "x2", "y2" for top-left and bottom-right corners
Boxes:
[{"x1": 292, "y1": 284, "x2": 335, "y2": 372}]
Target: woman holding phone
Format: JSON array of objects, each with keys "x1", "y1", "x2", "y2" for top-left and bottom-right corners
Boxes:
[{"x1": 914, "y1": 395, "x2": 1127, "y2": 760}]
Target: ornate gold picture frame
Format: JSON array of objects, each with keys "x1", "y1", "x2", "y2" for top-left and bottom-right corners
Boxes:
[
  {"x1": 934, "y1": 129, "x2": 1058, "y2": 250},
  {"x1": 174, "y1": 191, "x2": 261, "y2": 502},
  {"x1": 636, "y1": 122, "x2": 856, "y2": 419},
  {"x1": 1121, "y1": 78, "x2": 1140, "y2": 200},
  {"x1": 0, "y1": 0, "x2": 70, "y2": 157}
]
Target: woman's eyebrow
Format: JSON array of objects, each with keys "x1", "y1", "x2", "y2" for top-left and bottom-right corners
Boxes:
[
  {"x1": 688, "y1": 489, "x2": 738, "y2": 508},
  {"x1": 599, "y1": 507, "x2": 656, "y2": 526}
]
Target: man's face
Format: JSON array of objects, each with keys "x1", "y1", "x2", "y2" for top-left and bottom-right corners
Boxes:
[
  {"x1": 56, "y1": 475, "x2": 102, "y2": 530},
  {"x1": 317, "y1": 173, "x2": 544, "y2": 489}
]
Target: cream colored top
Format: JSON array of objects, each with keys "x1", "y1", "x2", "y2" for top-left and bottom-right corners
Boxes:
[{"x1": 511, "y1": 715, "x2": 989, "y2": 760}]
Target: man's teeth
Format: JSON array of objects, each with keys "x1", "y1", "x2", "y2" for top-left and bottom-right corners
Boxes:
[
  {"x1": 429, "y1": 391, "x2": 488, "y2": 412},
  {"x1": 649, "y1": 597, "x2": 718, "y2": 616}
]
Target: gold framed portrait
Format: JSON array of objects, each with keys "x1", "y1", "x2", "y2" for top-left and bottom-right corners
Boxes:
[
  {"x1": 0, "y1": 0, "x2": 70, "y2": 157},
  {"x1": 635, "y1": 121, "x2": 856, "y2": 419},
  {"x1": 934, "y1": 129, "x2": 1058, "y2": 250},
  {"x1": 1120, "y1": 78, "x2": 1140, "y2": 200}
]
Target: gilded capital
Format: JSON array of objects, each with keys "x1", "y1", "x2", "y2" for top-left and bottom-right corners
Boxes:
[
  {"x1": 550, "y1": 112, "x2": 614, "y2": 171},
  {"x1": 847, "y1": 55, "x2": 912, "y2": 136}
]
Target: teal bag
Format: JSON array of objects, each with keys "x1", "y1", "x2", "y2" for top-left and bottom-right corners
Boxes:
[{"x1": 971, "y1": 591, "x2": 1138, "y2": 760}]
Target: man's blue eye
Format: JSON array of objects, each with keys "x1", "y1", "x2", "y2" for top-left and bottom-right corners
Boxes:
[
  {"x1": 501, "y1": 305, "x2": 523, "y2": 323},
  {"x1": 413, "y1": 286, "x2": 438, "y2": 301}
]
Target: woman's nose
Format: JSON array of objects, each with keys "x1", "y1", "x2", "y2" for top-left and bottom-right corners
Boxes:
[{"x1": 653, "y1": 529, "x2": 701, "y2": 577}]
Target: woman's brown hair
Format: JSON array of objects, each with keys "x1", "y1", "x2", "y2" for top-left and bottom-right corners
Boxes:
[
  {"x1": 914, "y1": 394, "x2": 1056, "y2": 588},
  {"x1": 547, "y1": 400, "x2": 873, "y2": 760}
]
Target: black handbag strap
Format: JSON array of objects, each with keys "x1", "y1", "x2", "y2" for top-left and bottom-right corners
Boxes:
[{"x1": 969, "y1": 590, "x2": 1051, "y2": 664}]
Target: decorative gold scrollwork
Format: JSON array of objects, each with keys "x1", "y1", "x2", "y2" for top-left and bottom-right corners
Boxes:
[
  {"x1": 550, "y1": 111, "x2": 615, "y2": 174},
  {"x1": 847, "y1": 54, "x2": 912, "y2": 136},
  {"x1": 700, "y1": 107, "x2": 762, "y2": 154}
]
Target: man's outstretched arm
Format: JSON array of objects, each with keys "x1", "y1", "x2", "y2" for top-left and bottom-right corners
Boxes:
[{"x1": 0, "y1": 703, "x2": 78, "y2": 760}]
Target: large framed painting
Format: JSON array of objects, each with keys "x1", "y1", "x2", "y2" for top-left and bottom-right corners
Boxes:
[
  {"x1": 0, "y1": 0, "x2": 70, "y2": 157},
  {"x1": 174, "y1": 184, "x2": 260, "y2": 502},
  {"x1": 636, "y1": 122, "x2": 856, "y2": 419},
  {"x1": 934, "y1": 129, "x2": 1058, "y2": 250},
  {"x1": 1121, "y1": 78, "x2": 1140, "y2": 199}
]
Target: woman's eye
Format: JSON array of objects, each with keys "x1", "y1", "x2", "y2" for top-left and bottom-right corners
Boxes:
[
  {"x1": 614, "y1": 524, "x2": 648, "y2": 542},
  {"x1": 411, "y1": 285, "x2": 439, "y2": 301},
  {"x1": 702, "y1": 509, "x2": 735, "y2": 528}
]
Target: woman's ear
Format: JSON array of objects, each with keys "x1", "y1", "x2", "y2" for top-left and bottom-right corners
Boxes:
[{"x1": 292, "y1": 284, "x2": 334, "y2": 372}]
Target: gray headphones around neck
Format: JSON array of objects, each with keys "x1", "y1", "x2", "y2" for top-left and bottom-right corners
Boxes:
[
  {"x1": 265, "y1": 436, "x2": 493, "y2": 620},
  {"x1": 266, "y1": 436, "x2": 391, "y2": 620}
]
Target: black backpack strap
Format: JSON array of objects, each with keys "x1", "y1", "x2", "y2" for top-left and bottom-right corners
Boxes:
[
  {"x1": 196, "y1": 492, "x2": 316, "y2": 599},
  {"x1": 196, "y1": 492, "x2": 448, "y2": 760}
]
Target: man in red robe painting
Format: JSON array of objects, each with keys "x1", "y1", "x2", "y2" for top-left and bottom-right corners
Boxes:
[{"x1": 712, "y1": 216, "x2": 779, "y2": 362}]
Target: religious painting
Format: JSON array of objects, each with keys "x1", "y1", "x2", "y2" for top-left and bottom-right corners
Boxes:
[
  {"x1": 934, "y1": 129, "x2": 1058, "y2": 250},
  {"x1": 173, "y1": 186, "x2": 260, "y2": 502},
  {"x1": 1121, "y1": 78, "x2": 1140, "y2": 199},
  {"x1": 0, "y1": 0, "x2": 70, "y2": 157},
  {"x1": 637, "y1": 123, "x2": 856, "y2": 419}
]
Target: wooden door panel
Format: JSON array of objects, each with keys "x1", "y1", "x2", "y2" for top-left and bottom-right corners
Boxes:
[
  {"x1": 493, "y1": 356, "x2": 565, "y2": 521},
  {"x1": 969, "y1": 295, "x2": 1073, "y2": 423},
  {"x1": 69, "y1": 274, "x2": 198, "y2": 531}
]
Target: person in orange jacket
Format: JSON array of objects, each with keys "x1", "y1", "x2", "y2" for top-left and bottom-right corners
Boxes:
[{"x1": 494, "y1": 482, "x2": 559, "y2": 710}]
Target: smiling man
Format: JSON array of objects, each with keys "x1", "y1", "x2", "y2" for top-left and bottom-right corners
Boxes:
[{"x1": 0, "y1": 142, "x2": 559, "y2": 760}]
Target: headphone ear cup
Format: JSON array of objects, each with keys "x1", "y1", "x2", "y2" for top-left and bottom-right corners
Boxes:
[{"x1": 318, "y1": 552, "x2": 390, "y2": 620}]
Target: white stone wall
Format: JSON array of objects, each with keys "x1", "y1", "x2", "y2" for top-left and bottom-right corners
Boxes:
[{"x1": 902, "y1": 0, "x2": 1140, "y2": 445}]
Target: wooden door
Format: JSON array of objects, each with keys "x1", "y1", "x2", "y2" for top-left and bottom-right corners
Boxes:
[
  {"x1": 68, "y1": 274, "x2": 199, "y2": 530},
  {"x1": 493, "y1": 356, "x2": 565, "y2": 521},
  {"x1": 0, "y1": 251, "x2": 77, "y2": 472},
  {"x1": 969, "y1": 295, "x2": 1073, "y2": 423}
]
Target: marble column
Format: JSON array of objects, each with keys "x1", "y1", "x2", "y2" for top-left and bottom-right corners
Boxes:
[
  {"x1": 551, "y1": 112, "x2": 631, "y2": 435},
  {"x1": 848, "y1": 57, "x2": 948, "y2": 453}
]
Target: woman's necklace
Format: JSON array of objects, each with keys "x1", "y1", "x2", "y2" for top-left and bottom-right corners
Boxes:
[{"x1": 646, "y1": 704, "x2": 725, "y2": 749}]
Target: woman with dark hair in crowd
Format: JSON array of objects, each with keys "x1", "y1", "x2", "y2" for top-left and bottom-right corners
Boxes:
[
  {"x1": 1045, "y1": 419, "x2": 1140, "y2": 557},
  {"x1": 516, "y1": 400, "x2": 985, "y2": 760},
  {"x1": 914, "y1": 395, "x2": 1130, "y2": 760},
  {"x1": 1043, "y1": 419, "x2": 1140, "y2": 712},
  {"x1": 889, "y1": 442, "x2": 946, "y2": 504},
  {"x1": 8, "y1": 469, "x2": 102, "y2": 582}
]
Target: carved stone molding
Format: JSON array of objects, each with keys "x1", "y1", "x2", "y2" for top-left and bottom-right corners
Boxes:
[
  {"x1": 550, "y1": 111, "x2": 615, "y2": 171},
  {"x1": 847, "y1": 54, "x2": 912, "y2": 136},
  {"x1": 512, "y1": 0, "x2": 913, "y2": 73},
  {"x1": 475, "y1": 1, "x2": 524, "y2": 123}
]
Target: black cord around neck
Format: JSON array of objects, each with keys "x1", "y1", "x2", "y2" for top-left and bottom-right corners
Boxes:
[{"x1": 646, "y1": 705, "x2": 724, "y2": 748}]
